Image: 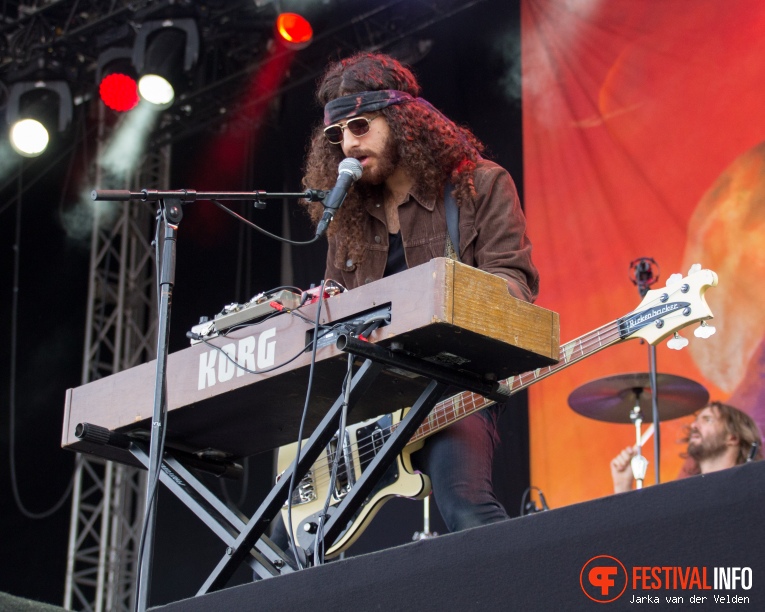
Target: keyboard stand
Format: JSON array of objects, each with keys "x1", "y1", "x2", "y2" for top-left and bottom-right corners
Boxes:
[{"x1": 77, "y1": 341, "x2": 510, "y2": 596}]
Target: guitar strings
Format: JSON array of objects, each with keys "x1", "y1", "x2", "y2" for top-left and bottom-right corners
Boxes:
[
  {"x1": 287, "y1": 301, "x2": 698, "y2": 493},
  {"x1": 312, "y1": 323, "x2": 623, "y2": 489},
  {"x1": 292, "y1": 318, "x2": 627, "y2": 491}
]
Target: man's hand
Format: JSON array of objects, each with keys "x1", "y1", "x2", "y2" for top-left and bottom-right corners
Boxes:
[{"x1": 610, "y1": 446, "x2": 637, "y2": 493}]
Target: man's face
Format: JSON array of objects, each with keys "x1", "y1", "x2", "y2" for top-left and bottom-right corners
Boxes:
[
  {"x1": 339, "y1": 113, "x2": 399, "y2": 185},
  {"x1": 687, "y1": 406, "x2": 734, "y2": 461}
]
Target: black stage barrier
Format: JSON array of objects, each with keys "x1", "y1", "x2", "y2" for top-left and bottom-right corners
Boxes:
[
  {"x1": 151, "y1": 461, "x2": 764, "y2": 611},
  {"x1": 0, "y1": 592, "x2": 66, "y2": 611}
]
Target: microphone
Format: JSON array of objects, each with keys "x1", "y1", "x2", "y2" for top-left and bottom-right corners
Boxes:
[{"x1": 315, "y1": 158, "x2": 363, "y2": 237}]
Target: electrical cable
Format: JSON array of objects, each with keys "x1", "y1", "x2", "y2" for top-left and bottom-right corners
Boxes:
[
  {"x1": 519, "y1": 485, "x2": 549, "y2": 516},
  {"x1": 211, "y1": 199, "x2": 321, "y2": 246},
  {"x1": 188, "y1": 321, "x2": 337, "y2": 377},
  {"x1": 314, "y1": 352, "x2": 354, "y2": 565},
  {"x1": 285, "y1": 280, "x2": 327, "y2": 569},
  {"x1": 8, "y1": 161, "x2": 74, "y2": 520}
]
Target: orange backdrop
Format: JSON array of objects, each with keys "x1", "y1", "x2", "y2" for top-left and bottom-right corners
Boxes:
[{"x1": 522, "y1": 0, "x2": 765, "y2": 507}]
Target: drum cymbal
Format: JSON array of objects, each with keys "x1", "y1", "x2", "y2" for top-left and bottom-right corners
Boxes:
[{"x1": 568, "y1": 372, "x2": 709, "y2": 423}]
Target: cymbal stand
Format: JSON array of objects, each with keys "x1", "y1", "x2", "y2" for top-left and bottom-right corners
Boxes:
[
  {"x1": 630, "y1": 258, "x2": 661, "y2": 485},
  {"x1": 629, "y1": 394, "x2": 649, "y2": 489},
  {"x1": 413, "y1": 497, "x2": 439, "y2": 541}
]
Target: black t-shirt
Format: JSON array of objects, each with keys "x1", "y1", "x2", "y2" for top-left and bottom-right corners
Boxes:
[{"x1": 383, "y1": 232, "x2": 407, "y2": 277}]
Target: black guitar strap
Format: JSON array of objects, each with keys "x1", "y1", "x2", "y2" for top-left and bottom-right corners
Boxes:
[{"x1": 444, "y1": 182, "x2": 460, "y2": 262}]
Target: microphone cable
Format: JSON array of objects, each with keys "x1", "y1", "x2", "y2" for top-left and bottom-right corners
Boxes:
[
  {"x1": 519, "y1": 485, "x2": 550, "y2": 516},
  {"x1": 210, "y1": 198, "x2": 321, "y2": 246}
]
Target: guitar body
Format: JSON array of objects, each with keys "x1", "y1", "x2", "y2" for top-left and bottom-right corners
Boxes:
[{"x1": 277, "y1": 409, "x2": 430, "y2": 558}]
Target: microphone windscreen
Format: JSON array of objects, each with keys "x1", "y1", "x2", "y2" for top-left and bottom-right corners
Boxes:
[{"x1": 339, "y1": 157, "x2": 363, "y2": 180}]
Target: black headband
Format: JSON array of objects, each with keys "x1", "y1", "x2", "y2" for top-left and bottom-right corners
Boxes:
[{"x1": 323, "y1": 89, "x2": 415, "y2": 125}]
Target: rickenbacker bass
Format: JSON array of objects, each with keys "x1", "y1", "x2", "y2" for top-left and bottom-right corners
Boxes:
[{"x1": 276, "y1": 265, "x2": 718, "y2": 557}]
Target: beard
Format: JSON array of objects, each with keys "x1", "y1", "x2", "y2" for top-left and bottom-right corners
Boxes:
[
  {"x1": 357, "y1": 133, "x2": 399, "y2": 185},
  {"x1": 687, "y1": 429, "x2": 729, "y2": 462}
]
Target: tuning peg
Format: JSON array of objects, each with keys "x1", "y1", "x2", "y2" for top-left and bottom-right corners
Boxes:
[
  {"x1": 694, "y1": 321, "x2": 716, "y2": 339},
  {"x1": 687, "y1": 263, "x2": 702, "y2": 275},
  {"x1": 666, "y1": 272, "x2": 683, "y2": 286},
  {"x1": 667, "y1": 332, "x2": 689, "y2": 350}
]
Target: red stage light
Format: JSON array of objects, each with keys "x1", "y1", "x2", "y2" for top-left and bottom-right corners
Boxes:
[
  {"x1": 275, "y1": 13, "x2": 313, "y2": 48},
  {"x1": 99, "y1": 73, "x2": 139, "y2": 112}
]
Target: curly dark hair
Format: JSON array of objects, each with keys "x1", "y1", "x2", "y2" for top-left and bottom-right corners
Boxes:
[{"x1": 301, "y1": 52, "x2": 485, "y2": 268}]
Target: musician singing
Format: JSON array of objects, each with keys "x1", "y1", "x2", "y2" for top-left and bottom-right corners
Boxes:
[{"x1": 299, "y1": 52, "x2": 539, "y2": 532}]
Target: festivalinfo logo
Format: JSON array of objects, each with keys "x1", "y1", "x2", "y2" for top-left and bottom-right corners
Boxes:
[{"x1": 580, "y1": 555, "x2": 753, "y2": 604}]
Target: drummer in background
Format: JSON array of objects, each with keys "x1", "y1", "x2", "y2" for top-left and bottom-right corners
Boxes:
[{"x1": 610, "y1": 402, "x2": 763, "y2": 493}]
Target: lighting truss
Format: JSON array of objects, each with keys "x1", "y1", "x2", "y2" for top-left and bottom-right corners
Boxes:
[{"x1": 1, "y1": 0, "x2": 490, "y2": 146}]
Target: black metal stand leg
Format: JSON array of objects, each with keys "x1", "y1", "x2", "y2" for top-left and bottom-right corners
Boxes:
[
  {"x1": 138, "y1": 199, "x2": 183, "y2": 612},
  {"x1": 198, "y1": 358, "x2": 385, "y2": 595},
  {"x1": 308, "y1": 378, "x2": 448, "y2": 557},
  {"x1": 128, "y1": 442, "x2": 295, "y2": 579},
  {"x1": 631, "y1": 257, "x2": 662, "y2": 486},
  {"x1": 79, "y1": 316, "x2": 508, "y2": 596},
  {"x1": 649, "y1": 344, "x2": 661, "y2": 483}
]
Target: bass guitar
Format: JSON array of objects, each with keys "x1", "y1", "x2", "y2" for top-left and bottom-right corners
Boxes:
[{"x1": 277, "y1": 265, "x2": 718, "y2": 557}]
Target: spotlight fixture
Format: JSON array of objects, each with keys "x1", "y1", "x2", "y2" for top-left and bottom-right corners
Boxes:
[
  {"x1": 274, "y1": 13, "x2": 313, "y2": 50},
  {"x1": 97, "y1": 47, "x2": 139, "y2": 112},
  {"x1": 132, "y1": 18, "x2": 200, "y2": 108},
  {"x1": 6, "y1": 80, "x2": 73, "y2": 157}
]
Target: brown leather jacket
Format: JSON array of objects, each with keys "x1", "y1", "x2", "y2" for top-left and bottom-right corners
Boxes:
[{"x1": 324, "y1": 159, "x2": 539, "y2": 302}]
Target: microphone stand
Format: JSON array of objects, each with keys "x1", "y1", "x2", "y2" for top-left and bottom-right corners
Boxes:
[
  {"x1": 91, "y1": 188, "x2": 327, "y2": 204},
  {"x1": 630, "y1": 258, "x2": 661, "y2": 487},
  {"x1": 91, "y1": 187, "x2": 326, "y2": 612}
]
